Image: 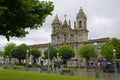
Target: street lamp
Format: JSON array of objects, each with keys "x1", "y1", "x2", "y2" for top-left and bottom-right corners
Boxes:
[
  {"x1": 6, "y1": 56, "x2": 9, "y2": 64},
  {"x1": 93, "y1": 42, "x2": 99, "y2": 78},
  {"x1": 94, "y1": 42, "x2": 98, "y2": 65},
  {"x1": 29, "y1": 54, "x2": 32, "y2": 65},
  {"x1": 113, "y1": 49, "x2": 117, "y2": 73},
  {"x1": 47, "y1": 45, "x2": 50, "y2": 72},
  {"x1": 26, "y1": 50, "x2": 29, "y2": 71},
  {"x1": 57, "y1": 53, "x2": 60, "y2": 63},
  {"x1": 57, "y1": 53, "x2": 59, "y2": 59}
]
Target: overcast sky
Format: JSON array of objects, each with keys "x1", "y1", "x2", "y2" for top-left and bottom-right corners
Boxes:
[{"x1": 0, "y1": 0, "x2": 120, "y2": 51}]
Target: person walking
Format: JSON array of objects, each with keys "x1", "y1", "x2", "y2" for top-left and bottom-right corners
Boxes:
[{"x1": 40, "y1": 59, "x2": 44, "y2": 72}]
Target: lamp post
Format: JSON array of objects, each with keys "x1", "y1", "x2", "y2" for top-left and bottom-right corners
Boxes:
[
  {"x1": 94, "y1": 42, "x2": 99, "y2": 78},
  {"x1": 94, "y1": 42, "x2": 98, "y2": 65},
  {"x1": 29, "y1": 54, "x2": 32, "y2": 65},
  {"x1": 26, "y1": 50, "x2": 29, "y2": 71},
  {"x1": 113, "y1": 49, "x2": 117, "y2": 73},
  {"x1": 6, "y1": 56, "x2": 9, "y2": 64},
  {"x1": 47, "y1": 45, "x2": 50, "y2": 72}
]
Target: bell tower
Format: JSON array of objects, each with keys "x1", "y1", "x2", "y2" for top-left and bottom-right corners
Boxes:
[
  {"x1": 51, "y1": 7, "x2": 89, "y2": 60},
  {"x1": 76, "y1": 7, "x2": 87, "y2": 29},
  {"x1": 75, "y1": 7, "x2": 88, "y2": 41},
  {"x1": 51, "y1": 15, "x2": 62, "y2": 45}
]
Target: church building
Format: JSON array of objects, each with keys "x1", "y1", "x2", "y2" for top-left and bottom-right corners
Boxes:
[
  {"x1": 29, "y1": 7, "x2": 110, "y2": 60},
  {"x1": 51, "y1": 7, "x2": 88, "y2": 58}
]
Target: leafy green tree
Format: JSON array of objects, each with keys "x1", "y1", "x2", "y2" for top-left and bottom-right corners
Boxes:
[
  {"x1": 108, "y1": 38, "x2": 120, "y2": 59},
  {"x1": 11, "y1": 44, "x2": 29, "y2": 64},
  {"x1": 58, "y1": 45, "x2": 75, "y2": 64},
  {"x1": 30, "y1": 48, "x2": 41, "y2": 64},
  {"x1": 0, "y1": 0, "x2": 54, "y2": 41},
  {"x1": 101, "y1": 43, "x2": 114, "y2": 61},
  {"x1": 4, "y1": 43, "x2": 16, "y2": 64},
  {"x1": 78, "y1": 44, "x2": 94, "y2": 65},
  {"x1": 44, "y1": 44, "x2": 58, "y2": 60}
]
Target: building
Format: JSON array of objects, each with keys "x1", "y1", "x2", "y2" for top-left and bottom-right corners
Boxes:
[
  {"x1": 51, "y1": 7, "x2": 88, "y2": 59},
  {"x1": 0, "y1": 51, "x2": 4, "y2": 64},
  {"x1": 29, "y1": 43, "x2": 48, "y2": 58},
  {"x1": 29, "y1": 7, "x2": 110, "y2": 60}
]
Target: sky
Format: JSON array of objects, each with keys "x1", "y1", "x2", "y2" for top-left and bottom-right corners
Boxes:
[{"x1": 0, "y1": 0, "x2": 120, "y2": 51}]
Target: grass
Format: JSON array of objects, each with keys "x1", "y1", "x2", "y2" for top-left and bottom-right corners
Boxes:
[{"x1": 0, "y1": 69, "x2": 101, "y2": 80}]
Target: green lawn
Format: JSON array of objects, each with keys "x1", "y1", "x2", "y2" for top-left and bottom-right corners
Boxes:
[{"x1": 0, "y1": 69, "x2": 101, "y2": 80}]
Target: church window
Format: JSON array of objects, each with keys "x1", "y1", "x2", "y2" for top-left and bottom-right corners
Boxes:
[
  {"x1": 53, "y1": 38, "x2": 55, "y2": 43},
  {"x1": 57, "y1": 35, "x2": 60, "y2": 39},
  {"x1": 80, "y1": 35, "x2": 83, "y2": 40},
  {"x1": 71, "y1": 34, "x2": 74, "y2": 41},
  {"x1": 79, "y1": 21, "x2": 82, "y2": 28},
  {"x1": 84, "y1": 21, "x2": 86, "y2": 26},
  {"x1": 64, "y1": 34, "x2": 67, "y2": 41}
]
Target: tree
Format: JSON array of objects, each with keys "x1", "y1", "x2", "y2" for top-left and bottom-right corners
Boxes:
[
  {"x1": 4, "y1": 43, "x2": 16, "y2": 64},
  {"x1": 58, "y1": 45, "x2": 75, "y2": 64},
  {"x1": 78, "y1": 44, "x2": 94, "y2": 66},
  {"x1": 101, "y1": 43, "x2": 114, "y2": 61},
  {"x1": 44, "y1": 44, "x2": 58, "y2": 60},
  {"x1": 30, "y1": 48, "x2": 41, "y2": 64},
  {"x1": 0, "y1": 0, "x2": 54, "y2": 41},
  {"x1": 11, "y1": 44, "x2": 29, "y2": 64},
  {"x1": 108, "y1": 38, "x2": 120, "y2": 59}
]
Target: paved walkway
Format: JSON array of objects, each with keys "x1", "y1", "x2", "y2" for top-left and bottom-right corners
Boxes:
[{"x1": 62, "y1": 71, "x2": 120, "y2": 80}]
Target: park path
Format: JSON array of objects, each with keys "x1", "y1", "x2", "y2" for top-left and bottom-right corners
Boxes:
[{"x1": 62, "y1": 71, "x2": 120, "y2": 80}]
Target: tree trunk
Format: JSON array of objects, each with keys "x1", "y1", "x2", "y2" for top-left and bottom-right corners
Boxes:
[
  {"x1": 86, "y1": 59, "x2": 89, "y2": 72},
  {"x1": 18, "y1": 59, "x2": 21, "y2": 64},
  {"x1": 9, "y1": 58, "x2": 11, "y2": 64},
  {"x1": 33, "y1": 58, "x2": 36, "y2": 64},
  {"x1": 63, "y1": 60, "x2": 67, "y2": 68}
]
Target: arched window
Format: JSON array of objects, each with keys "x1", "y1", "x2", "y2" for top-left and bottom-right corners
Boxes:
[
  {"x1": 84, "y1": 21, "x2": 86, "y2": 26},
  {"x1": 53, "y1": 37, "x2": 55, "y2": 43},
  {"x1": 80, "y1": 34, "x2": 83, "y2": 40},
  {"x1": 84, "y1": 21, "x2": 86, "y2": 28},
  {"x1": 71, "y1": 34, "x2": 74, "y2": 41},
  {"x1": 64, "y1": 34, "x2": 67, "y2": 41},
  {"x1": 79, "y1": 21, "x2": 82, "y2": 28}
]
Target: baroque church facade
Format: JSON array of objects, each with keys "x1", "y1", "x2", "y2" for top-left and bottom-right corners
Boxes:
[
  {"x1": 51, "y1": 7, "x2": 88, "y2": 58},
  {"x1": 29, "y1": 8, "x2": 109, "y2": 60}
]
